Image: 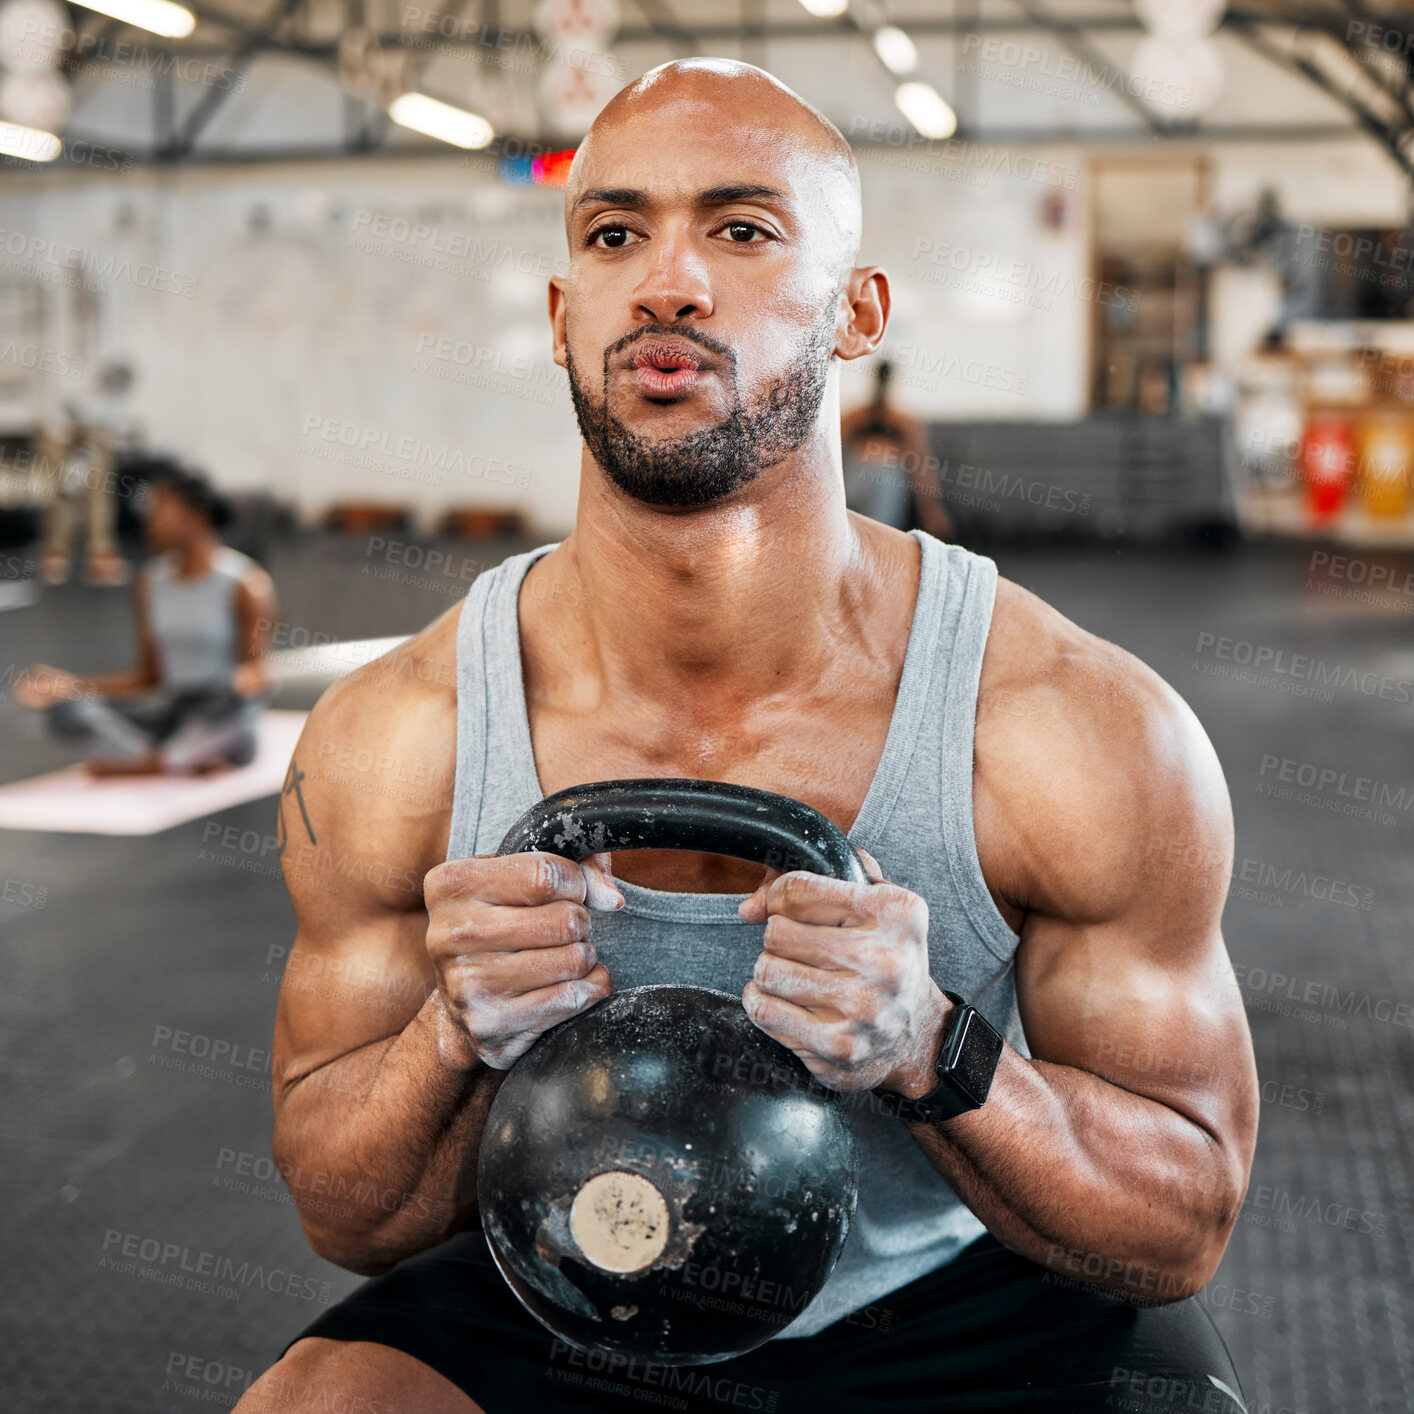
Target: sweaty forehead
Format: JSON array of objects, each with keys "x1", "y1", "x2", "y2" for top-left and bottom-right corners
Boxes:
[{"x1": 563, "y1": 62, "x2": 859, "y2": 260}]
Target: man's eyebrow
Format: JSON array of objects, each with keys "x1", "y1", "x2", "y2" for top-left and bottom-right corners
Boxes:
[
  {"x1": 571, "y1": 187, "x2": 647, "y2": 217},
  {"x1": 697, "y1": 184, "x2": 794, "y2": 210},
  {"x1": 570, "y1": 183, "x2": 796, "y2": 218}
]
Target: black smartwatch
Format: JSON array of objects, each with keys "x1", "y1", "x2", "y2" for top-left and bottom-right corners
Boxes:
[{"x1": 875, "y1": 991, "x2": 1004, "y2": 1125}]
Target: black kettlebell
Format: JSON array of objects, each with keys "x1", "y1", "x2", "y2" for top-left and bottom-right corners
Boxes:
[{"x1": 477, "y1": 778, "x2": 865, "y2": 1366}]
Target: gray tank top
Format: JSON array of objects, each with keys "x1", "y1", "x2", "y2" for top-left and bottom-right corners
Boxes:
[
  {"x1": 147, "y1": 545, "x2": 251, "y2": 693},
  {"x1": 446, "y1": 531, "x2": 1027, "y2": 1339}
]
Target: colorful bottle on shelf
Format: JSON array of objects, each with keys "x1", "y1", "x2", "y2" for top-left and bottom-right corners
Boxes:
[
  {"x1": 1358, "y1": 411, "x2": 1412, "y2": 520},
  {"x1": 1300, "y1": 413, "x2": 1356, "y2": 526}
]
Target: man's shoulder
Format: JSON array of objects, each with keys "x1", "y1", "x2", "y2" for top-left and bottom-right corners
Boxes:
[
  {"x1": 295, "y1": 602, "x2": 463, "y2": 810},
  {"x1": 977, "y1": 576, "x2": 1230, "y2": 920},
  {"x1": 278, "y1": 602, "x2": 466, "y2": 902},
  {"x1": 981, "y1": 575, "x2": 1185, "y2": 745}
]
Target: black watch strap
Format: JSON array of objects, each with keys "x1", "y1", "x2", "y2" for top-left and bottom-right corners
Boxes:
[{"x1": 874, "y1": 991, "x2": 1004, "y2": 1125}]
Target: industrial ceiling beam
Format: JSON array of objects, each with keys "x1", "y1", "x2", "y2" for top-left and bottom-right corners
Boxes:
[
  {"x1": 1228, "y1": 17, "x2": 1414, "y2": 179},
  {"x1": 34, "y1": 121, "x2": 1364, "y2": 174},
  {"x1": 165, "y1": 0, "x2": 306, "y2": 159},
  {"x1": 16, "y1": 3, "x2": 1414, "y2": 172},
  {"x1": 629, "y1": 0, "x2": 701, "y2": 57},
  {"x1": 136, "y1": 4, "x2": 1395, "y2": 68},
  {"x1": 1008, "y1": 0, "x2": 1161, "y2": 133},
  {"x1": 161, "y1": 6, "x2": 1277, "y2": 59},
  {"x1": 1324, "y1": 1, "x2": 1414, "y2": 125}
]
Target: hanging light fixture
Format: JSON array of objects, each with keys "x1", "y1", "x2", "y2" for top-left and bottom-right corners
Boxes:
[
  {"x1": 1134, "y1": 0, "x2": 1227, "y2": 39},
  {"x1": 1130, "y1": 0, "x2": 1227, "y2": 118}
]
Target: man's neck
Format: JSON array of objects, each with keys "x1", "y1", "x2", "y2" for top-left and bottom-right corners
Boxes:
[{"x1": 543, "y1": 438, "x2": 900, "y2": 713}]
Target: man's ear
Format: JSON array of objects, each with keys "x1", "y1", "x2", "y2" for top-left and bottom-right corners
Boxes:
[
  {"x1": 834, "y1": 266, "x2": 890, "y2": 363},
  {"x1": 548, "y1": 276, "x2": 568, "y2": 370}
]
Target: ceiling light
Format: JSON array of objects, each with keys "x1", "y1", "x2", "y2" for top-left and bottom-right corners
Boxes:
[
  {"x1": 0, "y1": 121, "x2": 60, "y2": 161},
  {"x1": 873, "y1": 25, "x2": 918, "y2": 75},
  {"x1": 894, "y1": 81, "x2": 956, "y2": 139},
  {"x1": 389, "y1": 92, "x2": 494, "y2": 149},
  {"x1": 74, "y1": 0, "x2": 195, "y2": 40},
  {"x1": 797, "y1": 0, "x2": 848, "y2": 18}
]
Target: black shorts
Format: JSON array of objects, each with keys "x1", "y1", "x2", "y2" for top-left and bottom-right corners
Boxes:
[{"x1": 286, "y1": 1226, "x2": 1247, "y2": 1413}]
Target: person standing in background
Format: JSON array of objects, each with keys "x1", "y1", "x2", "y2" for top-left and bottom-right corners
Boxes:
[
  {"x1": 37, "y1": 359, "x2": 138, "y2": 588},
  {"x1": 841, "y1": 359, "x2": 952, "y2": 539}
]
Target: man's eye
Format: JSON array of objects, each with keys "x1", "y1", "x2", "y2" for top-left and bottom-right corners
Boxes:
[
  {"x1": 590, "y1": 225, "x2": 637, "y2": 249},
  {"x1": 723, "y1": 222, "x2": 766, "y2": 243}
]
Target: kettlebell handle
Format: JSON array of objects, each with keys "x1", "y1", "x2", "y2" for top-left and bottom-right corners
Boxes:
[{"x1": 495, "y1": 778, "x2": 869, "y2": 885}]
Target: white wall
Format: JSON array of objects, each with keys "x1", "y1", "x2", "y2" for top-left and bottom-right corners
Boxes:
[
  {"x1": 852, "y1": 145, "x2": 1092, "y2": 423},
  {"x1": 2, "y1": 141, "x2": 1093, "y2": 534},
  {"x1": 1209, "y1": 140, "x2": 1410, "y2": 228},
  {"x1": 5, "y1": 156, "x2": 584, "y2": 534},
  {"x1": 2, "y1": 128, "x2": 1404, "y2": 535}
]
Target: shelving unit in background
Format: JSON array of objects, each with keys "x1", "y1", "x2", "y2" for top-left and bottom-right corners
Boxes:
[{"x1": 1232, "y1": 321, "x2": 1414, "y2": 547}]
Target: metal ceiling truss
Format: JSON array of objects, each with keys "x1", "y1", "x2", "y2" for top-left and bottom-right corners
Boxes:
[{"x1": 17, "y1": 1, "x2": 1414, "y2": 171}]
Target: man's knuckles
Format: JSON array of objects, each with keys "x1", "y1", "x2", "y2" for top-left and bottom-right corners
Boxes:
[
  {"x1": 450, "y1": 940, "x2": 601, "y2": 1000},
  {"x1": 427, "y1": 898, "x2": 590, "y2": 958},
  {"x1": 425, "y1": 851, "x2": 586, "y2": 908},
  {"x1": 763, "y1": 873, "x2": 925, "y2": 930},
  {"x1": 764, "y1": 871, "x2": 855, "y2": 914},
  {"x1": 873, "y1": 886, "x2": 926, "y2": 930},
  {"x1": 531, "y1": 900, "x2": 592, "y2": 947},
  {"x1": 463, "y1": 968, "x2": 607, "y2": 1053},
  {"x1": 525, "y1": 852, "x2": 583, "y2": 901}
]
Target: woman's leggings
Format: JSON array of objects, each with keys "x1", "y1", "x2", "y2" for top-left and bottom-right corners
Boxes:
[{"x1": 45, "y1": 686, "x2": 273, "y2": 771}]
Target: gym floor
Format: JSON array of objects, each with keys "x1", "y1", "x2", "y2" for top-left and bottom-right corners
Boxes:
[{"x1": 1, "y1": 530, "x2": 1410, "y2": 1413}]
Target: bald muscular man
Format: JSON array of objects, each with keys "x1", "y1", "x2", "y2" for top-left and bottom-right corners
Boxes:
[{"x1": 236, "y1": 59, "x2": 1257, "y2": 1414}]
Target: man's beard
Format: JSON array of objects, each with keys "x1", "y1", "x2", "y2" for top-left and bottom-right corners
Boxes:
[{"x1": 564, "y1": 300, "x2": 838, "y2": 508}]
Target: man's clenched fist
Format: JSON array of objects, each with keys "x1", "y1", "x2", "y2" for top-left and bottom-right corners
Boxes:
[
  {"x1": 738, "y1": 849, "x2": 950, "y2": 1097},
  {"x1": 423, "y1": 850, "x2": 622, "y2": 1070}
]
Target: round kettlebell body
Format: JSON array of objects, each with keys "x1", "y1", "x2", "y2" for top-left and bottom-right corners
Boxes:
[{"x1": 477, "y1": 983, "x2": 857, "y2": 1365}]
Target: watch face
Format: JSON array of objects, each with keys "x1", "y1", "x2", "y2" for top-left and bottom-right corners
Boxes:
[{"x1": 950, "y1": 1011, "x2": 1004, "y2": 1106}]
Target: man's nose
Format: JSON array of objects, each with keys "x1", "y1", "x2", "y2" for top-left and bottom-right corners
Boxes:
[{"x1": 631, "y1": 229, "x2": 714, "y2": 325}]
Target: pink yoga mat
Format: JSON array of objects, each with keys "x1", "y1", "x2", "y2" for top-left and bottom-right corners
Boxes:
[{"x1": 0, "y1": 710, "x2": 308, "y2": 836}]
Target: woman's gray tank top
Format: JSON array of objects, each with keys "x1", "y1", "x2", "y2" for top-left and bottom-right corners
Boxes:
[
  {"x1": 445, "y1": 530, "x2": 1027, "y2": 1339},
  {"x1": 147, "y1": 545, "x2": 251, "y2": 693}
]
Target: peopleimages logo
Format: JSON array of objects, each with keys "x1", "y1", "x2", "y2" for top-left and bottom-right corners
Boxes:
[
  {"x1": 1233, "y1": 963, "x2": 1412, "y2": 1030},
  {"x1": 0, "y1": 228, "x2": 199, "y2": 297},
  {"x1": 1231, "y1": 857, "x2": 1374, "y2": 910},
  {"x1": 547, "y1": 1340, "x2": 780, "y2": 1411},
  {"x1": 1257, "y1": 754, "x2": 1413, "y2": 811},
  {"x1": 100, "y1": 1229, "x2": 333, "y2": 1303},
  {"x1": 1194, "y1": 632, "x2": 1414, "y2": 704}
]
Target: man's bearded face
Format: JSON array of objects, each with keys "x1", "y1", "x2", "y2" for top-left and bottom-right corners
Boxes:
[{"x1": 565, "y1": 297, "x2": 839, "y2": 508}]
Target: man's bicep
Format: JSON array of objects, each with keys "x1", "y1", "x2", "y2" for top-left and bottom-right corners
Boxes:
[
  {"x1": 270, "y1": 682, "x2": 448, "y2": 1098},
  {"x1": 1015, "y1": 904, "x2": 1252, "y2": 1148},
  {"x1": 272, "y1": 898, "x2": 436, "y2": 1098},
  {"x1": 273, "y1": 729, "x2": 437, "y2": 1089},
  {"x1": 1012, "y1": 713, "x2": 1253, "y2": 1152},
  {"x1": 994, "y1": 619, "x2": 1253, "y2": 1138}
]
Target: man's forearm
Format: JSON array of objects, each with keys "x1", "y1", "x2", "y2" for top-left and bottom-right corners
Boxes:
[
  {"x1": 274, "y1": 990, "x2": 500, "y2": 1274},
  {"x1": 905, "y1": 1047, "x2": 1241, "y2": 1303}
]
